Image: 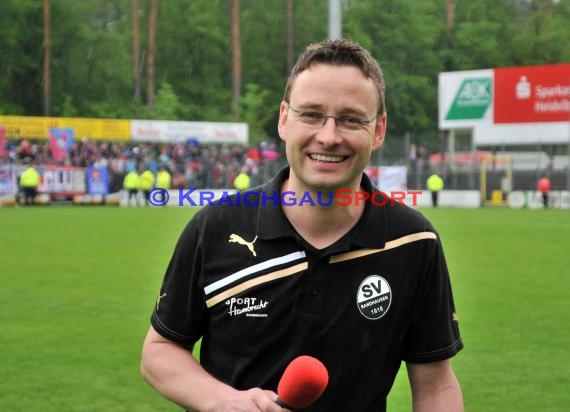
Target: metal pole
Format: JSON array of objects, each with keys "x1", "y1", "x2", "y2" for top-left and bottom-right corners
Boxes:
[
  {"x1": 449, "y1": 129, "x2": 456, "y2": 188},
  {"x1": 329, "y1": 0, "x2": 342, "y2": 40}
]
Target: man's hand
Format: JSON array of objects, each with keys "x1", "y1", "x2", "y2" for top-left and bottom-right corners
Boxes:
[{"x1": 195, "y1": 387, "x2": 290, "y2": 412}]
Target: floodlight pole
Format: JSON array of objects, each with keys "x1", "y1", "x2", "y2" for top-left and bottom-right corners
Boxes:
[{"x1": 329, "y1": 0, "x2": 342, "y2": 39}]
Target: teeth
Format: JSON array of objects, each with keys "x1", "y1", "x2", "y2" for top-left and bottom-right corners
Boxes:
[{"x1": 310, "y1": 154, "x2": 344, "y2": 163}]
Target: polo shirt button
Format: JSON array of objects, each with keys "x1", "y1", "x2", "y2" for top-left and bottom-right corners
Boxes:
[{"x1": 311, "y1": 289, "x2": 319, "y2": 296}]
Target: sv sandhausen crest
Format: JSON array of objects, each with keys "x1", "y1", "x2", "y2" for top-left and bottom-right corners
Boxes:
[{"x1": 356, "y1": 275, "x2": 392, "y2": 320}]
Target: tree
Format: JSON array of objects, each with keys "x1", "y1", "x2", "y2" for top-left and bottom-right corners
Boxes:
[
  {"x1": 131, "y1": 0, "x2": 142, "y2": 104},
  {"x1": 344, "y1": 0, "x2": 444, "y2": 136},
  {"x1": 1, "y1": 0, "x2": 569, "y2": 142},
  {"x1": 231, "y1": 0, "x2": 241, "y2": 119},
  {"x1": 43, "y1": 0, "x2": 51, "y2": 115},
  {"x1": 146, "y1": 0, "x2": 157, "y2": 106}
]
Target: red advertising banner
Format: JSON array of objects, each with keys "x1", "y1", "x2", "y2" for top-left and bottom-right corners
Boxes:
[{"x1": 494, "y1": 64, "x2": 570, "y2": 124}]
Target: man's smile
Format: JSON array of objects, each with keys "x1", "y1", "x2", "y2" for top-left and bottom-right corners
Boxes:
[{"x1": 308, "y1": 153, "x2": 348, "y2": 163}]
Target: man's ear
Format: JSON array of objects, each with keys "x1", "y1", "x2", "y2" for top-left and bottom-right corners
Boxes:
[
  {"x1": 277, "y1": 101, "x2": 289, "y2": 143},
  {"x1": 372, "y1": 113, "x2": 387, "y2": 150}
]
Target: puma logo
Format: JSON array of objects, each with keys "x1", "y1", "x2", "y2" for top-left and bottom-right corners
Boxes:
[{"x1": 229, "y1": 234, "x2": 258, "y2": 256}]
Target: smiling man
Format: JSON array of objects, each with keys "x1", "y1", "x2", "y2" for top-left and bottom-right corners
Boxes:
[{"x1": 141, "y1": 39, "x2": 464, "y2": 412}]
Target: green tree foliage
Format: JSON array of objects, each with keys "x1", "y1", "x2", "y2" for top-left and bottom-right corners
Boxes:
[
  {"x1": 142, "y1": 81, "x2": 180, "y2": 120},
  {"x1": 0, "y1": 0, "x2": 569, "y2": 142},
  {"x1": 239, "y1": 83, "x2": 273, "y2": 143},
  {"x1": 0, "y1": 0, "x2": 44, "y2": 114},
  {"x1": 448, "y1": 0, "x2": 516, "y2": 69},
  {"x1": 345, "y1": 0, "x2": 444, "y2": 136}
]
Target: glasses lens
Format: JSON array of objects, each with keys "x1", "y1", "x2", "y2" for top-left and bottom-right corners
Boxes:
[{"x1": 290, "y1": 105, "x2": 373, "y2": 134}]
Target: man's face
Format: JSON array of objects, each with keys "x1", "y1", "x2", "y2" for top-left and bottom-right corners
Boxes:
[{"x1": 278, "y1": 63, "x2": 386, "y2": 193}]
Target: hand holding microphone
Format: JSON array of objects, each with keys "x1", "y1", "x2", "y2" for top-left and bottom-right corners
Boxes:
[{"x1": 275, "y1": 356, "x2": 329, "y2": 410}]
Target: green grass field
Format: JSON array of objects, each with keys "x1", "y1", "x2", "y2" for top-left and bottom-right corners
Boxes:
[{"x1": 1, "y1": 206, "x2": 568, "y2": 411}]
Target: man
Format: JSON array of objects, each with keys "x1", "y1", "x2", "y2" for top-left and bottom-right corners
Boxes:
[
  {"x1": 18, "y1": 160, "x2": 41, "y2": 205},
  {"x1": 233, "y1": 169, "x2": 251, "y2": 191},
  {"x1": 537, "y1": 176, "x2": 551, "y2": 208},
  {"x1": 156, "y1": 165, "x2": 172, "y2": 191},
  {"x1": 141, "y1": 39, "x2": 463, "y2": 411},
  {"x1": 155, "y1": 165, "x2": 172, "y2": 204},
  {"x1": 122, "y1": 168, "x2": 139, "y2": 206},
  {"x1": 427, "y1": 173, "x2": 444, "y2": 208},
  {"x1": 137, "y1": 167, "x2": 155, "y2": 206}
]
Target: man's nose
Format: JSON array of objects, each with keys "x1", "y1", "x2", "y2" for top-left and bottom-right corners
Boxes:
[{"x1": 316, "y1": 117, "x2": 342, "y2": 146}]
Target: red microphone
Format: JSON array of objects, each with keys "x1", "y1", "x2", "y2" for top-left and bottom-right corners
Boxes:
[{"x1": 275, "y1": 355, "x2": 329, "y2": 410}]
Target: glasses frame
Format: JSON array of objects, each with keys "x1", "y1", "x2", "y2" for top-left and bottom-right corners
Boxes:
[{"x1": 287, "y1": 104, "x2": 377, "y2": 132}]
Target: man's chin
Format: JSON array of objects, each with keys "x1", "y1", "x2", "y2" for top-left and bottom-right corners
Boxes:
[{"x1": 301, "y1": 178, "x2": 350, "y2": 193}]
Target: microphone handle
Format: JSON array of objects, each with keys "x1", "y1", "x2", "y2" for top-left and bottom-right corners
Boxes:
[{"x1": 275, "y1": 397, "x2": 296, "y2": 411}]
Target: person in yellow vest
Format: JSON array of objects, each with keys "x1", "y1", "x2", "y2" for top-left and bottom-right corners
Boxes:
[
  {"x1": 426, "y1": 173, "x2": 444, "y2": 208},
  {"x1": 123, "y1": 169, "x2": 139, "y2": 206},
  {"x1": 138, "y1": 168, "x2": 155, "y2": 206},
  {"x1": 155, "y1": 166, "x2": 172, "y2": 205},
  {"x1": 156, "y1": 166, "x2": 172, "y2": 190},
  {"x1": 233, "y1": 170, "x2": 251, "y2": 191},
  {"x1": 19, "y1": 161, "x2": 41, "y2": 205}
]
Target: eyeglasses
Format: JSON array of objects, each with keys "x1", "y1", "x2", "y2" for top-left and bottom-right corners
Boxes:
[{"x1": 288, "y1": 105, "x2": 377, "y2": 133}]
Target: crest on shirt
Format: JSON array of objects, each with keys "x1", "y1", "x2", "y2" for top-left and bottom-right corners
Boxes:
[{"x1": 356, "y1": 275, "x2": 392, "y2": 320}]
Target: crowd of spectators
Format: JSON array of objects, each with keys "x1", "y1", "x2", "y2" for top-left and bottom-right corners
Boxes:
[{"x1": 1, "y1": 138, "x2": 286, "y2": 192}]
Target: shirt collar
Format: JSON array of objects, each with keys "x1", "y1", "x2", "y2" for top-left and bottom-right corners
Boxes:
[
  {"x1": 256, "y1": 167, "x2": 387, "y2": 249},
  {"x1": 257, "y1": 167, "x2": 295, "y2": 240}
]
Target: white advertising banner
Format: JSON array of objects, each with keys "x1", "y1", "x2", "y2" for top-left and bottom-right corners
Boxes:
[
  {"x1": 131, "y1": 120, "x2": 248, "y2": 144},
  {"x1": 439, "y1": 64, "x2": 570, "y2": 145},
  {"x1": 365, "y1": 165, "x2": 407, "y2": 192}
]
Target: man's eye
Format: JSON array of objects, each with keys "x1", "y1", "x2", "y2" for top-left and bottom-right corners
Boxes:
[
  {"x1": 339, "y1": 116, "x2": 365, "y2": 128},
  {"x1": 301, "y1": 112, "x2": 324, "y2": 121}
]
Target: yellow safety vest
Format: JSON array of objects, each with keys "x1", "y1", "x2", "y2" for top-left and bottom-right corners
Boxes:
[
  {"x1": 156, "y1": 170, "x2": 172, "y2": 189},
  {"x1": 426, "y1": 174, "x2": 444, "y2": 192},
  {"x1": 234, "y1": 172, "x2": 251, "y2": 191},
  {"x1": 138, "y1": 170, "x2": 155, "y2": 191},
  {"x1": 20, "y1": 167, "x2": 40, "y2": 188},
  {"x1": 123, "y1": 171, "x2": 139, "y2": 190}
]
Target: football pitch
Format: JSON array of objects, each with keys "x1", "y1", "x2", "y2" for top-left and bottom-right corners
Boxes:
[{"x1": 0, "y1": 206, "x2": 568, "y2": 411}]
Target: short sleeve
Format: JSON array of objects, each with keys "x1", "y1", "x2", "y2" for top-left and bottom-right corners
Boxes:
[
  {"x1": 150, "y1": 215, "x2": 207, "y2": 345},
  {"x1": 402, "y1": 238, "x2": 463, "y2": 363}
]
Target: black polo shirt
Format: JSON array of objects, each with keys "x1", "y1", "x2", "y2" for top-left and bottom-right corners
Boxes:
[{"x1": 151, "y1": 167, "x2": 463, "y2": 411}]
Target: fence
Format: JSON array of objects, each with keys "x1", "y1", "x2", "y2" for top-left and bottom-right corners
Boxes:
[{"x1": 375, "y1": 133, "x2": 570, "y2": 194}]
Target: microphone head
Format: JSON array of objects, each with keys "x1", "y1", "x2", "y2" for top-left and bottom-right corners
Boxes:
[{"x1": 277, "y1": 355, "x2": 329, "y2": 409}]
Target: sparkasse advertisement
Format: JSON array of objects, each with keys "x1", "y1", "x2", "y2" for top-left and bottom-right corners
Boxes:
[{"x1": 439, "y1": 63, "x2": 570, "y2": 145}]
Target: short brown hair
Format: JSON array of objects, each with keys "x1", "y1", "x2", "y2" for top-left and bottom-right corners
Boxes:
[{"x1": 283, "y1": 39, "x2": 386, "y2": 114}]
